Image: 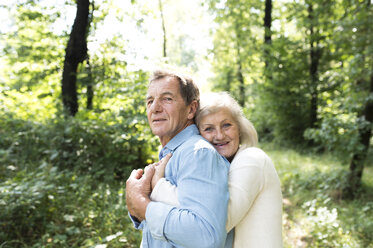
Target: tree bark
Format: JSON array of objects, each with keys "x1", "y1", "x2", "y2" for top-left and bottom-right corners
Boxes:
[
  {"x1": 225, "y1": 68, "x2": 233, "y2": 92},
  {"x1": 234, "y1": 23, "x2": 245, "y2": 107},
  {"x1": 159, "y1": 0, "x2": 167, "y2": 57},
  {"x1": 86, "y1": 0, "x2": 94, "y2": 110},
  {"x1": 61, "y1": 0, "x2": 90, "y2": 116},
  {"x1": 237, "y1": 59, "x2": 245, "y2": 106},
  {"x1": 308, "y1": 3, "x2": 320, "y2": 128},
  {"x1": 345, "y1": 64, "x2": 373, "y2": 198},
  {"x1": 264, "y1": 0, "x2": 272, "y2": 46},
  {"x1": 263, "y1": 0, "x2": 272, "y2": 80},
  {"x1": 86, "y1": 58, "x2": 94, "y2": 110},
  {"x1": 342, "y1": 0, "x2": 373, "y2": 199}
]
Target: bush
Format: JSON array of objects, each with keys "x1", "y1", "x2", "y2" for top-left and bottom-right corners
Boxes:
[
  {"x1": 0, "y1": 109, "x2": 159, "y2": 181},
  {"x1": 0, "y1": 163, "x2": 142, "y2": 247}
]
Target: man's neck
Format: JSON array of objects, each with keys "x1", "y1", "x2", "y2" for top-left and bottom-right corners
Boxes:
[{"x1": 159, "y1": 122, "x2": 194, "y2": 147}]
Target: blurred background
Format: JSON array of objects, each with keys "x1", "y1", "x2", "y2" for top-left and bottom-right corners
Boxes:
[{"x1": 0, "y1": 0, "x2": 372, "y2": 247}]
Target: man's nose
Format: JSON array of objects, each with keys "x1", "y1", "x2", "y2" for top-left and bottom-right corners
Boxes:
[{"x1": 149, "y1": 99, "x2": 162, "y2": 112}]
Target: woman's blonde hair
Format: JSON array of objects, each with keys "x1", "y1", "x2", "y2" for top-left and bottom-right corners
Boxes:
[{"x1": 196, "y1": 92, "x2": 258, "y2": 148}]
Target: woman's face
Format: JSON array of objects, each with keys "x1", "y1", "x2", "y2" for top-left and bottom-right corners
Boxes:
[{"x1": 199, "y1": 108, "x2": 240, "y2": 162}]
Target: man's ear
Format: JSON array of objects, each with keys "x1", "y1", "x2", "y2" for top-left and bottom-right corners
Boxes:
[{"x1": 187, "y1": 100, "x2": 198, "y2": 120}]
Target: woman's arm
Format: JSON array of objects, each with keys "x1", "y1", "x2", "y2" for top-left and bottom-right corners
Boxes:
[
  {"x1": 150, "y1": 178, "x2": 180, "y2": 207},
  {"x1": 150, "y1": 153, "x2": 180, "y2": 206},
  {"x1": 225, "y1": 147, "x2": 265, "y2": 232}
]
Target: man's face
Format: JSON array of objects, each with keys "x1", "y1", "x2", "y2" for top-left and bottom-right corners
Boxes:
[{"x1": 146, "y1": 77, "x2": 193, "y2": 146}]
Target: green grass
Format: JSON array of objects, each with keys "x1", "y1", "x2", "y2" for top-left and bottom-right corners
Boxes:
[
  {"x1": 262, "y1": 143, "x2": 373, "y2": 248},
  {"x1": 1, "y1": 139, "x2": 372, "y2": 247}
]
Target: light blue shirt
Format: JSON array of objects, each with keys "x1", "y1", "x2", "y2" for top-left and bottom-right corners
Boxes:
[{"x1": 130, "y1": 124, "x2": 231, "y2": 248}]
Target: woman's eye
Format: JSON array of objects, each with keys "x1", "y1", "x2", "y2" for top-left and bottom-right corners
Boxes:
[
  {"x1": 147, "y1": 100, "x2": 153, "y2": 106},
  {"x1": 204, "y1": 127, "x2": 212, "y2": 132},
  {"x1": 223, "y1": 123, "x2": 232, "y2": 128}
]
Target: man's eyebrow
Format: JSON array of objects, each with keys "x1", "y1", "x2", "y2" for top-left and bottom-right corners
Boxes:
[
  {"x1": 146, "y1": 91, "x2": 175, "y2": 101},
  {"x1": 147, "y1": 92, "x2": 175, "y2": 99},
  {"x1": 160, "y1": 91, "x2": 174, "y2": 97}
]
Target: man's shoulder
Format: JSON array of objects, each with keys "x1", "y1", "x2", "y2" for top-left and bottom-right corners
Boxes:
[
  {"x1": 182, "y1": 134, "x2": 216, "y2": 152},
  {"x1": 179, "y1": 135, "x2": 229, "y2": 166},
  {"x1": 174, "y1": 134, "x2": 229, "y2": 171}
]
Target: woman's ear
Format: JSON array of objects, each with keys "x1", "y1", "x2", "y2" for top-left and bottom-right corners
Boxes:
[{"x1": 187, "y1": 100, "x2": 198, "y2": 120}]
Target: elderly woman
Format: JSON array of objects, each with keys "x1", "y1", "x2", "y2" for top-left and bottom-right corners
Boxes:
[{"x1": 150, "y1": 92, "x2": 283, "y2": 247}]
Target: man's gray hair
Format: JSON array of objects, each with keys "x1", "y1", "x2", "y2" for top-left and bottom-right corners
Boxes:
[{"x1": 150, "y1": 69, "x2": 200, "y2": 106}]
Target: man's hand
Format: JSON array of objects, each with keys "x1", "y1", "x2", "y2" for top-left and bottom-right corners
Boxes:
[
  {"x1": 152, "y1": 153, "x2": 172, "y2": 190},
  {"x1": 126, "y1": 165, "x2": 155, "y2": 222}
]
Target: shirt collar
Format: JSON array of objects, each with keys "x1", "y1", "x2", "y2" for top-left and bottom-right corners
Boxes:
[{"x1": 159, "y1": 124, "x2": 199, "y2": 160}]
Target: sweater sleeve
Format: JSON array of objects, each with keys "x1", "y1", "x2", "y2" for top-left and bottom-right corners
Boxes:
[
  {"x1": 225, "y1": 148, "x2": 265, "y2": 232},
  {"x1": 150, "y1": 178, "x2": 180, "y2": 207}
]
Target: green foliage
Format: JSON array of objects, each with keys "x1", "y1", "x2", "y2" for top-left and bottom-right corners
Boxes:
[
  {"x1": 1, "y1": 0, "x2": 373, "y2": 247},
  {"x1": 0, "y1": 77, "x2": 156, "y2": 247},
  {"x1": 304, "y1": 112, "x2": 363, "y2": 161},
  {"x1": 0, "y1": 109, "x2": 158, "y2": 181},
  {"x1": 303, "y1": 0, "x2": 373, "y2": 159},
  {"x1": 264, "y1": 144, "x2": 373, "y2": 247},
  {"x1": 257, "y1": 38, "x2": 311, "y2": 144},
  {"x1": 0, "y1": 164, "x2": 141, "y2": 247},
  {"x1": 1, "y1": 1, "x2": 66, "y2": 91},
  {"x1": 208, "y1": 0, "x2": 263, "y2": 104}
]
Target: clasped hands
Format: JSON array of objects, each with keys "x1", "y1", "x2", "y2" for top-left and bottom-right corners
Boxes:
[{"x1": 125, "y1": 153, "x2": 172, "y2": 221}]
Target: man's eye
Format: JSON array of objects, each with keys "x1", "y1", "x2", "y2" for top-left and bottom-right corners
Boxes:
[
  {"x1": 147, "y1": 100, "x2": 153, "y2": 106},
  {"x1": 223, "y1": 123, "x2": 232, "y2": 128},
  {"x1": 204, "y1": 127, "x2": 212, "y2": 132},
  {"x1": 164, "y1": 97, "x2": 172, "y2": 102}
]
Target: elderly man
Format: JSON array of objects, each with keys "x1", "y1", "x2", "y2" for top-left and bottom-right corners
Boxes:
[{"x1": 125, "y1": 70, "x2": 231, "y2": 248}]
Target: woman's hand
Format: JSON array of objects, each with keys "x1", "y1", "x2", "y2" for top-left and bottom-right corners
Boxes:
[{"x1": 152, "y1": 153, "x2": 172, "y2": 190}]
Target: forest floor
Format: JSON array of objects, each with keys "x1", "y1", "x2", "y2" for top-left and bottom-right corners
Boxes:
[
  {"x1": 1, "y1": 143, "x2": 372, "y2": 247},
  {"x1": 263, "y1": 144, "x2": 373, "y2": 248}
]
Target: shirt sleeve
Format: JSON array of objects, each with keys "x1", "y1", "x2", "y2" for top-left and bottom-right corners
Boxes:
[
  {"x1": 145, "y1": 146, "x2": 230, "y2": 248},
  {"x1": 225, "y1": 148, "x2": 265, "y2": 232},
  {"x1": 150, "y1": 178, "x2": 180, "y2": 207},
  {"x1": 128, "y1": 213, "x2": 144, "y2": 230}
]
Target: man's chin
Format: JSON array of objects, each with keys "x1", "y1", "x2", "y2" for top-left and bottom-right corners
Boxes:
[{"x1": 151, "y1": 128, "x2": 165, "y2": 137}]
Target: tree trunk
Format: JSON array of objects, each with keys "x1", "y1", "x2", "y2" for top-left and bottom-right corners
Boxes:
[
  {"x1": 225, "y1": 68, "x2": 233, "y2": 92},
  {"x1": 263, "y1": 0, "x2": 272, "y2": 80},
  {"x1": 234, "y1": 24, "x2": 245, "y2": 107},
  {"x1": 308, "y1": 3, "x2": 320, "y2": 128},
  {"x1": 159, "y1": 0, "x2": 167, "y2": 57},
  {"x1": 86, "y1": 58, "x2": 94, "y2": 110},
  {"x1": 237, "y1": 60, "x2": 245, "y2": 107},
  {"x1": 86, "y1": 1, "x2": 94, "y2": 110},
  {"x1": 264, "y1": 0, "x2": 272, "y2": 45},
  {"x1": 345, "y1": 64, "x2": 373, "y2": 199},
  {"x1": 61, "y1": 0, "x2": 90, "y2": 116}
]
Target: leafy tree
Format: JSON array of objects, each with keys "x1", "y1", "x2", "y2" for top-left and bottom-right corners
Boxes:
[
  {"x1": 302, "y1": 0, "x2": 372, "y2": 196},
  {"x1": 1, "y1": 1, "x2": 65, "y2": 92},
  {"x1": 208, "y1": 0, "x2": 263, "y2": 106},
  {"x1": 341, "y1": 0, "x2": 373, "y2": 198}
]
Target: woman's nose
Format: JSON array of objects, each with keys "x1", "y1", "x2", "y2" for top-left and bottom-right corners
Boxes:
[{"x1": 215, "y1": 129, "x2": 225, "y2": 140}]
